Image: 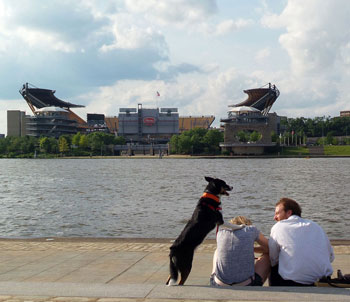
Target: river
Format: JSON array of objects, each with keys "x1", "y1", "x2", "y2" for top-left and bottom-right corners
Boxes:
[{"x1": 0, "y1": 157, "x2": 349, "y2": 239}]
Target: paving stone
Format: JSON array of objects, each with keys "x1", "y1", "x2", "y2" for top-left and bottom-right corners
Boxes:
[
  {"x1": 0, "y1": 239, "x2": 348, "y2": 302},
  {"x1": 7, "y1": 296, "x2": 52, "y2": 302},
  {"x1": 52, "y1": 297, "x2": 98, "y2": 302}
]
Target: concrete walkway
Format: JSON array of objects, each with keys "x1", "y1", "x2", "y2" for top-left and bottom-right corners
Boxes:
[{"x1": 0, "y1": 238, "x2": 348, "y2": 302}]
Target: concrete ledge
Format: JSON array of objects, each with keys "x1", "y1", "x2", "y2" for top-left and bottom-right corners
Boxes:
[
  {"x1": 0, "y1": 281, "x2": 154, "y2": 298},
  {"x1": 0, "y1": 282, "x2": 349, "y2": 301},
  {"x1": 149, "y1": 285, "x2": 350, "y2": 301}
]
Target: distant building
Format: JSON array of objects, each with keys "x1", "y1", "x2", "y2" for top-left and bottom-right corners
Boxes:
[
  {"x1": 179, "y1": 116, "x2": 215, "y2": 132},
  {"x1": 340, "y1": 110, "x2": 350, "y2": 117},
  {"x1": 19, "y1": 83, "x2": 88, "y2": 136},
  {"x1": 14, "y1": 83, "x2": 214, "y2": 142},
  {"x1": 105, "y1": 115, "x2": 215, "y2": 135},
  {"x1": 7, "y1": 110, "x2": 28, "y2": 137},
  {"x1": 105, "y1": 116, "x2": 118, "y2": 134},
  {"x1": 118, "y1": 104, "x2": 179, "y2": 143},
  {"x1": 86, "y1": 113, "x2": 109, "y2": 133},
  {"x1": 220, "y1": 84, "x2": 280, "y2": 155},
  {"x1": 26, "y1": 107, "x2": 79, "y2": 138}
]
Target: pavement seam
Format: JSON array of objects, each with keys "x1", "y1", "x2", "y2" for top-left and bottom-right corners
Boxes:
[
  {"x1": 21, "y1": 250, "x2": 87, "y2": 282},
  {"x1": 0, "y1": 250, "x2": 58, "y2": 279},
  {"x1": 143, "y1": 283, "x2": 160, "y2": 300},
  {"x1": 143, "y1": 256, "x2": 169, "y2": 285},
  {"x1": 53, "y1": 250, "x2": 117, "y2": 283},
  {"x1": 105, "y1": 252, "x2": 150, "y2": 284}
]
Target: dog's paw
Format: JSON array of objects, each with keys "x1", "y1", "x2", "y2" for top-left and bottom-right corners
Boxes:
[{"x1": 167, "y1": 279, "x2": 177, "y2": 286}]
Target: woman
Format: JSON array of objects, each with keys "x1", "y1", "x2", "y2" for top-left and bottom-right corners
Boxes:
[{"x1": 210, "y1": 216, "x2": 270, "y2": 286}]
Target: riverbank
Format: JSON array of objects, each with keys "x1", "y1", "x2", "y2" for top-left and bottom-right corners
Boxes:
[
  {"x1": 3, "y1": 153, "x2": 350, "y2": 159},
  {"x1": 60, "y1": 153, "x2": 350, "y2": 159},
  {"x1": 3, "y1": 145, "x2": 350, "y2": 159},
  {"x1": 0, "y1": 238, "x2": 348, "y2": 302}
]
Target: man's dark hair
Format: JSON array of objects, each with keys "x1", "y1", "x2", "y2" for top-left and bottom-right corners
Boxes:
[{"x1": 276, "y1": 198, "x2": 302, "y2": 217}]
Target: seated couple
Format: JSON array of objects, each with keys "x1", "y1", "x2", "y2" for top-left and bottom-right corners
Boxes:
[{"x1": 210, "y1": 198, "x2": 335, "y2": 287}]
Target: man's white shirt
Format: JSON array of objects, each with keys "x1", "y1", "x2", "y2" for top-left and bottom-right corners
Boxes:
[{"x1": 269, "y1": 215, "x2": 334, "y2": 284}]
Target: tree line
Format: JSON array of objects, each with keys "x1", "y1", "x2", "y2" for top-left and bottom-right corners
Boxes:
[
  {"x1": 282, "y1": 116, "x2": 350, "y2": 137},
  {"x1": 0, "y1": 132, "x2": 125, "y2": 158},
  {"x1": 169, "y1": 128, "x2": 223, "y2": 155}
]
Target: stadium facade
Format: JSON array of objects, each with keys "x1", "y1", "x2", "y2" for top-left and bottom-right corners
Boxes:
[
  {"x1": 220, "y1": 83, "x2": 281, "y2": 155},
  {"x1": 18, "y1": 83, "x2": 87, "y2": 138},
  {"x1": 118, "y1": 104, "x2": 179, "y2": 143},
  {"x1": 9, "y1": 83, "x2": 214, "y2": 143}
]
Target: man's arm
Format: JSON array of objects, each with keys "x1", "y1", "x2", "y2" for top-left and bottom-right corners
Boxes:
[
  {"x1": 268, "y1": 235, "x2": 280, "y2": 266},
  {"x1": 325, "y1": 233, "x2": 335, "y2": 262}
]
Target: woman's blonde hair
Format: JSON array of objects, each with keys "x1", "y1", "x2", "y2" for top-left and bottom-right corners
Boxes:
[{"x1": 229, "y1": 216, "x2": 252, "y2": 225}]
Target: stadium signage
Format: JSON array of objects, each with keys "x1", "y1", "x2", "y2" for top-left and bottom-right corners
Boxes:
[{"x1": 143, "y1": 117, "x2": 156, "y2": 126}]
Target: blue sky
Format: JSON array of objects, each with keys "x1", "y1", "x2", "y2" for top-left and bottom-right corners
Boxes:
[{"x1": 1, "y1": 0, "x2": 350, "y2": 134}]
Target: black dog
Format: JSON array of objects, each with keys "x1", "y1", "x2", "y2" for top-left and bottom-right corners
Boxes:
[{"x1": 166, "y1": 176, "x2": 237, "y2": 286}]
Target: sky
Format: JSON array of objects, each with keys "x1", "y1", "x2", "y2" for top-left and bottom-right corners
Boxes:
[{"x1": 1, "y1": 0, "x2": 350, "y2": 135}]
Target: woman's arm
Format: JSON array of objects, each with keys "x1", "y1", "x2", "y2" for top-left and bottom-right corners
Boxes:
[{"x1": 254, "y1": 232, "x2": 269, "y2": 254}]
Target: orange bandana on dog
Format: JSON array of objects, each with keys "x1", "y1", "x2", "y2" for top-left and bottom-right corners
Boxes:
[{"x1": 201, "y1": 192, "x2": 220, "y2": 203}]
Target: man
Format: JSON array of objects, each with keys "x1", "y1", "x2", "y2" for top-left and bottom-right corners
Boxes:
[{"x1": 269, "y1": 198, "x2": 334, "y2": 286}]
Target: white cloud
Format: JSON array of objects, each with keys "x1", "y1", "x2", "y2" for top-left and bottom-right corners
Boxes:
[
  {"x1": 100, "y1": 13, "x2": 166, "y2": 51},
  {"x1": 255, "y1": 48, "x2": 271, "y2": 62},
  {"x1": 15, "y1": 27, "x2": 76, "y2": 53},
  {"x1": 214, "y1": 18, "x2": 254, "y2": 36},
  {"x1": 263, "y1": 0, "x2": 350, "y2": 76},
  {"x1": 124, "y1": 0, "x2": 217, "y2": 27},
  {"x1": 258, "y1": 0, "x2": 350, "y2": 117}
]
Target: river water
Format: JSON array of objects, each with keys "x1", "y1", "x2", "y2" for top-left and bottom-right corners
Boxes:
[{"x1": 0, "y1": 158, "x2": 349, "y2": 240}]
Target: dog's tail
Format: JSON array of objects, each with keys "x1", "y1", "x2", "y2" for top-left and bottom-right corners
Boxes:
[{"x1": 166, "y1": 255, "x2": 178, "y2": 285}]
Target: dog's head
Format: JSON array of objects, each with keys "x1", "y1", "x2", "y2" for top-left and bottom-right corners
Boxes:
[{"x1": 204, "y1": 176, "x2": 232, "y2": 196}]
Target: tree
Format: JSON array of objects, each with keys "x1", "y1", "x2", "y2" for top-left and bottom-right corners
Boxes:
[
  {"x1": 88, "y1": 132, "x2": 104, "y2": 154},
  {"x1": 169, "y1": 128, "x2": 224, "y2": 155},
  {"x1": 58, "y1": 137, "x2": 69, "y2": 154},
  {"x1": 79, "y1": 135, "x2": 89, "y2": 150},
  {"x1": 178, "y1": 135, "x2": 192, "y2": 154},
  {"x1": 203, "y1": 129, "x2": 223, "y2": 154},
  {"x1": 72, "y1": 132, "x2": 81, "y2": 147},
  {"x1": 237, "y1": 131, "x2": 248, "y2": 142},
  {"x1": 113, "y1": 136, "x2": 126, "y2": 145},
  {"x1": 0, "y1": 137, "x2": 7, "y2": 154},
  {"x1": 39, "y1": 137, "x2": 58, "y2": 153},
  {"x1": 250, "y1": 131, "x2": 261, "y2": 142},
  {"x1": 271, "y1": 131, "x2": 278, "y2": 143},
  {"x1": 39, "y1": 137, "x2": 51, "y2": 153},
  {"x1": 170, "y1": 135, "x2": 180, "y2": 153}
]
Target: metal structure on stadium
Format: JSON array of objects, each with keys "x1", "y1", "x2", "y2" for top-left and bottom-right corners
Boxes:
[
  {"x1": 220, "y1": 83, "x2": 281, "y2": 155},
  {"x1": 19, "y1": 83, "x2": 87, "y2": 137}
]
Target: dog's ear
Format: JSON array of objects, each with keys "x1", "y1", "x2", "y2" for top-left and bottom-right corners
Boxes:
[{"x1": 205, "y1": 176, "x2": 214, "y2": 183}]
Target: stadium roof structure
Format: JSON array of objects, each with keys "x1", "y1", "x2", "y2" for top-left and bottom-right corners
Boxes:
[
  {"x1": 229, "y1": 83, "x2": 280, "y2": 116},
  {"x1": 228, "y1": 106, "x2": 260, "y2": 113},
  {"x1": 35, "y1": 107, "x2": 69, "y2": 113},
  {"x1": 19, "y1": 83, "x2": 87, "y2": 126},
  {"x1": 19, "y1": 83, "x2": 84, "y2": 114}
]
